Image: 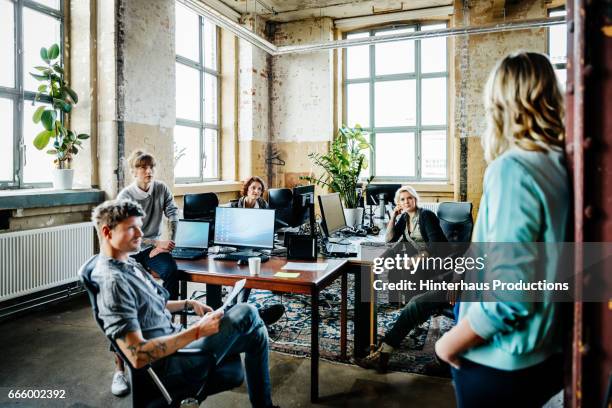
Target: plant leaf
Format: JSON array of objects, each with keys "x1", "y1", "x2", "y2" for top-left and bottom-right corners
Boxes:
[
  {"x1": 32, "y1": 106, "x2": 46, "y2": 123},
  {"x1": 33, "y1": 130, "x2": 53, "y2": 150},
  {"x1": 41, "y1": 110, "x2": 56, "y2": 131},
  {"x1": 52, "y1": 64, "x2": 64, "y2": 74},
  {"x1": 65, "y1": 87, "x2": 78, "y2": 104},
  {"x1": 77, "y1": 134, "x2": 90, "y2": 140},
  {"x1": 48, "y1": 44, "x2": 60, "y2": 60},
  {"x1": 37, "y1": 84, "x2": 47, "y2": 92},
  {"x1": 46, "y1": 149, "x2": 58, "y2": 155},
  {"x1": 40, "y1": 47, "x2": 48, "y2": 61},
  {"x1": 30, "y1": 73, "x2": 48, "y2": 81}
]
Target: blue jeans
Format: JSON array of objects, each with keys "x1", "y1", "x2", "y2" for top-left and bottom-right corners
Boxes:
[
  {"x1": 451, "y1": 354, "x2": 563, "y2": 407},
  {"x1": 383, "y1": 290, "x2": 450, "y2": 348},
  {"x1": 132, "y1": 247, "x2": 179, "y2": 300},
  {"x1": 158, "y1": 303, "x2": 273, "y2": 408}
]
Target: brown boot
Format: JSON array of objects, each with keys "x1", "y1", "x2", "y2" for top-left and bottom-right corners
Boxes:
[{"x1": 355, "y1": 343, "x2": 390, "y2": 373}]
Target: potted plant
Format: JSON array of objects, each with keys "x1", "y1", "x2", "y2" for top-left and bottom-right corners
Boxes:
[
  {"x1": 303, "y1": 125, "x2": 373, "y2": 227},
  {"x1": 30, "y1": 43, "x2": 89, "y2": 189}
]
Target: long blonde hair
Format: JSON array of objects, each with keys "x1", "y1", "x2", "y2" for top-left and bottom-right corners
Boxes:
[{"x1": 482, "y1": 51, "x2": 565, "y2": 163}]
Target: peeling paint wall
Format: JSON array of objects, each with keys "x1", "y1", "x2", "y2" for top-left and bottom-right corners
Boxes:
[
  {"x1": 453, "y1": 0, "x2": 547, "y2": 214},
  {"x1": 121, "y1": 0, "x2": 176, "y2": 187},
  {"x1": 269, "y1": 17, "x2": 334, "y2": 188}
]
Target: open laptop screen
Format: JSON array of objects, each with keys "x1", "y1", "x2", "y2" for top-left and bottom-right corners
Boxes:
[{"x1": 175, "y1": 220, "x2": 210, "y2": 249}]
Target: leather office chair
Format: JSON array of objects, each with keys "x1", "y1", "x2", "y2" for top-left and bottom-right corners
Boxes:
[
  {"x1": 184, "y1": 193, "x2": 219, "y2": 221},
  {"x1": 79, "y1": 255, "x2": 244, "y2": 407},
  {"x1": 437, "y1": 202, "x2": 474, "y2": 259},
  {"x1": 268, "y1": 188, "x2": 293, "y2": 227}
]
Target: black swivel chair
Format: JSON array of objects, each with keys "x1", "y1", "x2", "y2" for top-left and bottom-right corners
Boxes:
[
  {"x1": 437, "y1": 201, "x2": 474, "y2": 261},
  {"x1": 268, "y1": 188, "x2": 293, "y2": 228},
  {"x1": 184, "y1": 193, "x2": 219, "y2": 221},
  {"x1": 79, "y1": 255, "x2": 244, "y2": 407}
]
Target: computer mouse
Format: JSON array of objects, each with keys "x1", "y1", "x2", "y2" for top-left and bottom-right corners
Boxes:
[{"x1": 237, "y1": 259, "x2": 247, "y2": 266}]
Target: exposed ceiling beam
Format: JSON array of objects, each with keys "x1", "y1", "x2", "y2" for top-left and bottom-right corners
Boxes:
[
  {"x1": 199, "y1": 0, "x2": 241, "y2": 22},
  {"x1": 334, "y1": 6, "x2": 454, "y2": 31},
  {"x1": 179, "y1": 1, "x2": 565, "y2": 57}
]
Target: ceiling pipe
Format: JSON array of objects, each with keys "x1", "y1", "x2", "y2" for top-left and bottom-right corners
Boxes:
[{"x1": 179, "y1": 1, "x2": 565, "y2": 56}]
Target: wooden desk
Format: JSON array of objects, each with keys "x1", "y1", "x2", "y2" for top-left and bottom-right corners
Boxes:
[{"x1": 177, "y1": 256, "x2": 348, "y2": 402}]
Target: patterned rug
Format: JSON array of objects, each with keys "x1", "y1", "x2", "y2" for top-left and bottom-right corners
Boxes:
[{"x1": 246, "y1": 274, "x2": 455, "y2": 377}]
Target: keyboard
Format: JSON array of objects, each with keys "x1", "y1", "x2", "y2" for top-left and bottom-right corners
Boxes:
[
  {"x1": 325, "y1": 243, "x2": 358, "y2": 257},
  {"x1": 214, "y1": 252, "x2": 270, "y2": 263},
  {"x1": 171, "y1": 248, "x2": 207, "y2": 260}
]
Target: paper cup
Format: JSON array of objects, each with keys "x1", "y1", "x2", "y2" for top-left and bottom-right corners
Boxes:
[{"x1": 248, "y1": 257, "x2": 261, "y2": 276}]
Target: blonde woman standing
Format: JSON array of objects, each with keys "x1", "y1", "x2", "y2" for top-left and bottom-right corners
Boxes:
[{"x1": 435, "y1": 52, "x2": 568, "y2": 406}]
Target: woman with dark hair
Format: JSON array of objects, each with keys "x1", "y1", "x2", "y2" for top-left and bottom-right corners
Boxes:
[
  {"x1": 232, "y1": 176, "x2": 269, "y2": 209},
  {"x1": 231, "y1": 175, "x2": 284, "y2": 326}
]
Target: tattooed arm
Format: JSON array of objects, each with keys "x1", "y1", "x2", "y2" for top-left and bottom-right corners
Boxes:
[{"x1": 116, "y1": 309, "x2": 223, "y2": 369}]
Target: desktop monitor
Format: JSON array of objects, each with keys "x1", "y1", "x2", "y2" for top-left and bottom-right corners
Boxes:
[
  {"x1": 365, "y1": 184, "x2": 402, "y2": 206},
  {"x1": 175, "y1": 220, "x2": 210, "y2": 249},
  {"x1": 292, "y1": 184, "x2": 315, "y2": 227},
  {"x1": 213, "y1": 207, "x2": 275, "y2": 250},
  {"x1": 318, "y1": 193, "x2": 347, "y2": 237}
]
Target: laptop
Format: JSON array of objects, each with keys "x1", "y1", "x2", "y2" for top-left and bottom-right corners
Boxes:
[{"x1": 171, "y1": 220, "x2": 210, "y2": 260}]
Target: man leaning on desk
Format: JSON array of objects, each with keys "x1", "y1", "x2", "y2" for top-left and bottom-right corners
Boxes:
[{"x1": 90, "y1": 198, "x2": 279, "y2": 408}]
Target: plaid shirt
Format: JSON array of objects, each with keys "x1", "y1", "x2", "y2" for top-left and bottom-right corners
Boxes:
[{"x1": 91, "y1": 254, "x2": 180, "y2": 340}]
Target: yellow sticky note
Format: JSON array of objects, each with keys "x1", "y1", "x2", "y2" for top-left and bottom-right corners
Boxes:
[{"x1": 274, "y1": 272, "x2": 300, "y2": 278}]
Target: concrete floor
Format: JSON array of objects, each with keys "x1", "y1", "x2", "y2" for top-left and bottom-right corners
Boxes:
[{"x1": 0, "y1": 295, "x2": 456, "y2": 408}]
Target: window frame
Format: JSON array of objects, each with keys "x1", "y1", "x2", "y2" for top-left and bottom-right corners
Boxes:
[
  {"x1": 0, "y1": 0, "x2": 64, "y2": 189},
  {"x1": 174, "y1": 5, "x2": 220, "y2": 184},
  {"x1": 547, "y1": 7, "x2": 567, "y2": 75},
  {"x1": 342, "y1": 22, "x2": 450, "y2": 182}
]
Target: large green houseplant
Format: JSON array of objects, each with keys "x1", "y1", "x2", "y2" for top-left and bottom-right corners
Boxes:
[
  {"x1": 303, "y1": 125, "x2": 373, "y2": 226},
  {"x1": 30, "y1": 43, "x2": 89, "y2": 189}
]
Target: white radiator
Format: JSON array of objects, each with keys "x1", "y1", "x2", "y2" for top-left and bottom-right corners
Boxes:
[
  {"x1": 420, "y1": 202, "x2": 440, "y2": 214},
  {"x1": 0, "y1": 222, "x2": 95, "y2": 302}
]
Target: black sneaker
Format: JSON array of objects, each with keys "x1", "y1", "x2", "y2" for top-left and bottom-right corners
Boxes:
[{"x1": 258, "y1": 304, "x2": 285, "y2": 326}]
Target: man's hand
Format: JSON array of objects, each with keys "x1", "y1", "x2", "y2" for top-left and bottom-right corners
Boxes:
[
  {"x1": 195, "y1": 309, "x2": 224, "y2": 339},
  {"x1": 149, "y1": 240, "x2": 175, "y2": 258},
  {"x1": 434, "y1": 318, "x2": 485, "y2": 370},
  {"x1": 188, "y1": 300, "x2": 213, "y2": 317},
  {"x1": 435, "y1": 335, "x2": 462, "y2": 369}
]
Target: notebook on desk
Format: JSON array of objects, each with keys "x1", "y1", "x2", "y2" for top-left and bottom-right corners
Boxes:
[{"x1": 171, "y1": 220, "x2": 210, "y2": 259}]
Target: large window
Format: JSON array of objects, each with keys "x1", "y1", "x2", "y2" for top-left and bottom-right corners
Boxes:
[
  {"x1": 1, "y1": 0, "x2": 63, "y2": 188},
  {"x1": 548, "y1": 9, "x2": 567, "y2": 88},
  {"x1": 344, "y1": 23, "x2": 449, "y2": 181},
  {"x1": 174, "y1": 2, "x2": 219, "y2": 183}
]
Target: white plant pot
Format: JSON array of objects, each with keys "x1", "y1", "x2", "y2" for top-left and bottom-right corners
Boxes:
[
  {"x1": 344, "y1": 207, "x2": 364, "y2": 227},
  {"x1": 52, "y1": 168, "x2": 74, "y2": 190}
]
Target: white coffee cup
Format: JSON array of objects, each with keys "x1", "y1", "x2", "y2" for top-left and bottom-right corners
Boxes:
[{"x1": 248, "y1": 257, "x2": 261, "y2": 276}]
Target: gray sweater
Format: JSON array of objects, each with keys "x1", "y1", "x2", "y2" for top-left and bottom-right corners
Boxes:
[{"x1": 117, "y1": 181, "x2": 179, "y2": 245}]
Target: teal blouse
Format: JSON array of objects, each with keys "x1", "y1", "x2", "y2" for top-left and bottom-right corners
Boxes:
[{"x1": 458, "y1": 145, "x2": 569, "y2": 370}]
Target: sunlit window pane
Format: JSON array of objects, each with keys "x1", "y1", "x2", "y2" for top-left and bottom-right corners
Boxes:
[
  {"x1": 203, "y1": 21, "x2": 217, "y2": 70},
  {"x1": 204, "y1": 73, "x2": 217, "y2": 124},
  {"x1": 555, "y1": 68, "x2": 567, "y2": 91},
  {"x1": 347, "y1": 83, "x2": 369, "y2": 128},
  {"x1": 203, "y1": 128, "x2": 217, "y2": 179},
  {"x1": 421, "y1": 77, "x2": 447, "y2": 126},
  {"x1": 422, "y1": 130, "x2": 447, "y2": 179},
  {"x1": 549, "y1": 10, "x2": 567, "y2": 65},
  {"x1": 176, "y1": 62, "x2": 200, "y2": 121},
  {"x1": 23, "y1": 101, "x2": 53, "y2": 184},
  {"x1": 0, "y1": 0, "x2": 15, "y2": 88},
  {"x1": 175, "y1": 2, "x2": 199, "y2": 62},
  {"x1": 346, "y1": 32, "x2": 369, "y2": 79},
  {"x1": 174, "y1": 126, "x2": 200, "y2": 179},
  {"x1": 0, "y1": 98, "x2": 13, "y2": 181},
  {"x1": 375, "y1": 133, "x2": 415, "y2": 177},
  {"x1": 375, "y1": 28, "x2": 415, "y2": 75},
  {"x1": 23, "y1": 8, "x2": 61, "y2": 92},
  {"x1": 421, "y1": 24, "x2": 447, "y2": 73},
  {"x1": 375, "y1": 80, "x2": 416, "y2": 127}
]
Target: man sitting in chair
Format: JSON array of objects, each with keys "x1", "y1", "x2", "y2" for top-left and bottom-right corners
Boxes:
[{"x1": 91, "y1": 199, "x2": 277, "y2": 407}]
